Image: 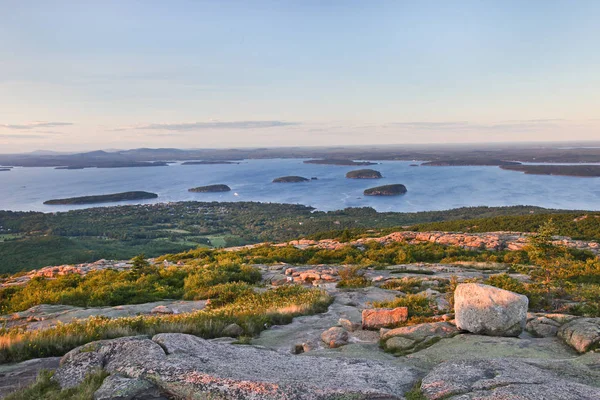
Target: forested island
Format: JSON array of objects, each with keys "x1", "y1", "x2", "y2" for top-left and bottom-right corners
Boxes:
[
  {"x1": 500, "y1": 164, "x2": 600, "y2": 177},
  {"x1": 188, "y1": 184, "x2": 231, "y2": 192},
  {"x1": 346, "y1": 169, "x2": 383, "y2": 179},
  {"x1": 273, "y1": 176, "x2": 310, "y2": 183},
  {"x1": 364, "y1": 184, "x2": 407, "y2": 196},
  {"x1": 0, "y1": 168, "x2": 11, "y2": 172},
  {"x1": 421, "y1": 159, "x2": 521, "y2": 166},
  {"x1": 182, "y1": 161, "x2": 240, "y2": 165},
  {"x1": 43, "y1": 191, "x2": 158, "y2": 205},
  {"x1": 303, "y1": 159, "x2": 377, "y2": 166}
]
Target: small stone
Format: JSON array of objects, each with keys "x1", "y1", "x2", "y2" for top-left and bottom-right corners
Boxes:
[
  {"x1": 321, "y1": 327, "x2": 349, "y2": 348},
  {"x1": 339, "y1": 318, "x2": 360, "y2": 332},
  {"x1": 221, "y1": 323, "x2": 244, "y2": 337},
  {"x1": 291, "y1": 344, "x2": 304, "y2": 354}
]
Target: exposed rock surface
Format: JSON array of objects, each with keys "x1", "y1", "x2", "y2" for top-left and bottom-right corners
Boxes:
[
  {"x1": 93, "y1": 374, "x2": 167, "y2": 400},
  {"x1": 362, "y1": 307, "x2": 408, "y2": 330},
  {"x1": 559, "y1": 318, "x2": 600, "y2": 353},
  {"x1": 455, "y1": 283, "x2": 528, "y2": 336},
  {"x1": 0, "y1": 357, "x2": 61, "y2": 398},
  {"x1": 1, "y1": 300, "x2": 207, "y2": 331},
  {"x1": 4, "y1": 230, "x2": 597, "y2": 289},
  {"x1": 420, "y1": 358, "x2": 600, "y2": 400},
  {"x1": 526, "y1": 313, "x2": 578, "y2": 337},
  {"x1": 55, "y1": 333, "x2": 419, "y2": 399},
  {"x1": 381, "y1": 321, "x2": 460, "y2": 354}
]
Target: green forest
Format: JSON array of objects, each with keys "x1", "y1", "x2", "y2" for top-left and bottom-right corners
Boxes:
[{"x1": 0, "y1": 201, "x2": 593, "y2": 272}]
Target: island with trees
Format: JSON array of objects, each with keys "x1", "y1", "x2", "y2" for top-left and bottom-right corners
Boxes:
[
  {"x1": 364, "y1": 184, "x2": 407, "y2": 196},
  {"x1": 43, "y1": 191, "x2": 158, "y2": 205},
  {"x1": 346, "y1": 169, "x2": 383, "y2": 179},
  {"x1": 0, "y1": 168, "x2": 11, "y2": 172},
  {"x1": 500, "y1": 164, "x2": 600, "y2": 177},
  {"x1": 272, "y1": 176, "x2": 310, "y2": 183},
  {"x1": 188, "y1": 184, "x2": 232, "y2": 192},
  {"x1": 303, "y1": 159, "x2": 377, "y2": 166}
]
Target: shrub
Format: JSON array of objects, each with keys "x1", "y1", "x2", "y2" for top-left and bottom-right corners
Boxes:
[
  {"x1": 4, "y1": 369, "x2": 108, "y2": 400},
  {"x1": 336, "y1": 266, "x2": 371, "y2": 288},
  {"x1": 372, "y1": 294, "x2": 435, "y2": 318}
]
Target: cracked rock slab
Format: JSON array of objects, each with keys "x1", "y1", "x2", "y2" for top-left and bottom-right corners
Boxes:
[
  {"x1": 55, "y1": 333, "x2": 419, "y2": 399},
  {"x1": 420, "y1": 358, "x2": 600, "y2": 400},
  {"x1": 558, "y1": 318, "x2": 600, "y2": 353}
]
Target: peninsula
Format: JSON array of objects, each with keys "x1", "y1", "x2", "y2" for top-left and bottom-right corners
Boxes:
[
  {"x1": 421, "y1": 159, "x2": 521, "y2": 166},
  {"x1": 364, "y1": 184, "x2": 407, "y2": 196},
  {"x1": 182, "y1": 161, "x2": 240, "y2": 165},
  {"x1": 43, "y1": 191, "x2": 158, "y2": 205},
  {"x1": 304, "y1": 159, "x2": 377, "y2": 166},
  {"x1": 346, "y1": 169, "x2": 383, "y2": 179},
  {"x1": 273, "y1": 176, "x2": 310, "y2": 183},
  {"x1": 188, "y1": 184, "x2": 231, "y2": 192},
  {"x1": 500, "y1": 164, "x2": 600, "y2": 177}
]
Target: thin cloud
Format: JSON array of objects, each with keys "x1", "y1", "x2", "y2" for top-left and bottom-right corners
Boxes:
[
  {"x1": 385, "y1": 120, "x2": 564, "y2": 132},
  {"x1": 0, "y1": 121, "x2": 73, "y2": 130},
  {"x1": 130, "y1": 120, "x2": 300, "y2": 131}
]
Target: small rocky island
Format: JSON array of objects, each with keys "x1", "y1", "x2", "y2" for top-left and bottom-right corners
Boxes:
[
  {"x1": 303, "y1": 159, "x2": 377, "y2": 166},
  {"x1": 346, "y1": 169, "x2": 383, "y2": 179},
  {"x1": 273, "y1": 176, "x2": 310, "y2": 183},
  {"x1": 364, "y1": 184, "x2": 407, "y2": 196},
  {"x1": 182, "y1": 161, "x2": 240, "y2": 165},
  {"x1": 188, "y1": 184, "x2": 231, "y2": 192},
  {"x1": 43, "y1": 191, "x2": 158, "y2": 205},
  {"x1": 500, "y1": 164, "x2": 600, "y2": 177}
]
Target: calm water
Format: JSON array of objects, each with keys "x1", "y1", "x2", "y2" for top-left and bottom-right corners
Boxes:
[{"x1": 0, "y1": 159, "x2": 599, "y2": 212}]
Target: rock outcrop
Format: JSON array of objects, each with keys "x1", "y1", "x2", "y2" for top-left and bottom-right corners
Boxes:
[
  {"x1": 454, "y1": 283, "x2": 528, "y2": 337},
  {"x1": 54, "y1": 333, "x2": 419, "y2": 399},
  {"x1": 362, "y1": 307, "x2": 408, "y2": 330},
  {"x1": 558, "y1": 318, "x2": 600, "y2": 353},
  {"x1": 420, "y1": 358, "x2": 600, "y2": 400},
  {"x1": 381, "y1": 321, "x2": 460, "y2": 354}
]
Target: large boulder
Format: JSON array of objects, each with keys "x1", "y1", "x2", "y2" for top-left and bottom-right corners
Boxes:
[
  {"x1": 54, "y1": 333, "x2": 419, "y2": 399},
  {"x1": 558, "y1": 318, "x2": 600, "y2": 353},
  {"x1": 362, "y1": 307, "x2": 408, "y2": 330},
  {"x1": 420, "y1": 358, "x2": 600, "y2": 399},
  {"x1": 454, "y1": 283, "x2": 528, "y2": 337}
]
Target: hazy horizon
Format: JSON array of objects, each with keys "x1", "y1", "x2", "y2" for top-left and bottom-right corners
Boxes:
[{"x1": 2, "y1": 1, "x2": 599, "y2": 152}]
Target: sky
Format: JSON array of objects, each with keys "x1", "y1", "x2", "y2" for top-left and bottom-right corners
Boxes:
[{"x1": 1, "y1": 0, "x2": 599, "y2": 153}]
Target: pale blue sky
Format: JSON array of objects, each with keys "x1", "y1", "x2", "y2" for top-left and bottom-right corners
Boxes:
[{"x1": 1, "y1": 0, "x2": 599, "y2": 152}]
